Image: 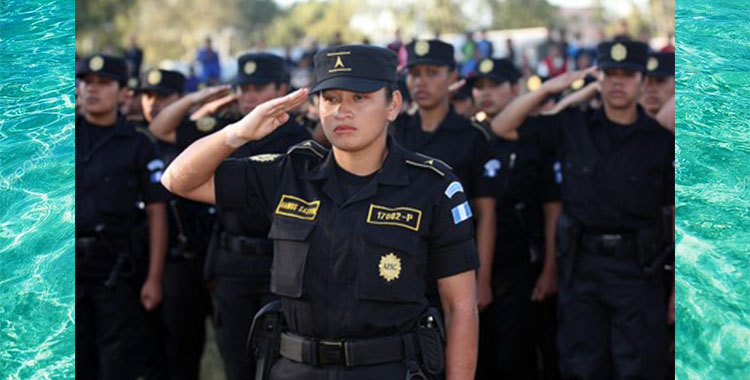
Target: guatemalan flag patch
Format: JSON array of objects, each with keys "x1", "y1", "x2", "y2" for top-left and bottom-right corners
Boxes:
[{"x1": 451, "y1": 201, "x2": 473, "y2": 225}]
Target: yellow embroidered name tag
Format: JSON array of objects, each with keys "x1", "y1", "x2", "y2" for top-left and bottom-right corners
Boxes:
[
  {"x1": 275, "y1": 195, "x2": 320, "y2": 221},
  {"x1": 367, "y1": 204, "x2": 422, "y2": 231}
]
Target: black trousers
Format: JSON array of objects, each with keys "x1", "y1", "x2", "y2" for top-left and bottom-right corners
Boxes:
[
  {"x1": 76, "y1": 276, "x2": 148, "y2": 380},
  {"x1": 557, "y1": 251, "x2": 668, "y2": 380},
  {"x1": 146, "y1": 257, "x2": 211, "y2": 380},
  {"x1": 270, "y1": 357, "x2": 433, "y2": 380},
  {"x1": 212, "y1": 249, "x2": 277, "y2": 380},
  {"x1": 477, "y1": 256, "x2": 559, "y2": 380}
]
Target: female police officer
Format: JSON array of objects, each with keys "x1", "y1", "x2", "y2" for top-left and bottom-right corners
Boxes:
[{"x1": 162, "y1": 45, "x2": 478, "y2": 380}]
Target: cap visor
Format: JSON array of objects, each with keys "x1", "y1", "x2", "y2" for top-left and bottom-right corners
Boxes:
[
  {"x1": 75, "y1": 71, "x2": 126, "y2": 82},
  {"x1": 467, "y1": 74, "x2": 512, "y2": 88},
  {"x1": 140, "y1": 85, "x2": 180, "y2": 95},
  {"x1": 311, "y1": 76, "x2": 387, "y2": 94},
  {"x1": 406, "y1": 59, "x2": 454, "y2": 68},
  {"x1": 233, "y1": 76, "x2": 276, "y2": 86},
  {"x1": 598, "y1": 62, "x2": 645, "y2": 72},
  {"x1": 644, "y1": 71, "x2": 674, "y2": 78}
]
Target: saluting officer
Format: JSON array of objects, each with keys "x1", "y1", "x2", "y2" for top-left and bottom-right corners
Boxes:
[
  {"x1": 152, "y1": 52, "x2": 310, "y2": 380},
  {"x1": 75, "y1": 54, "x2": 169, "y2": 380},
  {"x1": 470, "y1": 58, "x2": 562, "y2": 380},
  {"x1": 161, "y1": 44, "x2": 479, "y2": 380},
  {"x1": 393, "y1": 39, "x2": 498, "y2": 311},
  {"x1": 491, "y1": 40, "x2": 674, "y2": 380}
]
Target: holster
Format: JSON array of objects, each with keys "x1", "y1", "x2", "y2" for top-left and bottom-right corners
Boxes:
[
  {"x1": 636, "y1": 225, "x2": 666, "y2": 277},
  {"x1": 415, "y1": 306, "x2": 446, "y2": 376},
  {"x1": 247, "y1": 300, "x2": 285, "y2": 380},
  {"x1": 555, "y1": 214, "x2": 582, "y2": 285}
]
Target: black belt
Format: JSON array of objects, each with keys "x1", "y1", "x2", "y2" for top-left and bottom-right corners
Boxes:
[
  {"x1": 580, "y1": 233, "x2": 637, "y2": 257},
  {"x1": 75, "y1": 237, "x2": 108, "y2": 257},
  {"x1": 219, "y1": 233, "x2": 272, "y2": 256},
  {"x1": 279, "y1": 332, "x2": 420, "y2": 367}
]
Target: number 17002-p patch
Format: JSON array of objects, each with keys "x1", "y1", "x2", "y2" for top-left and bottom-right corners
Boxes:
[{"x1": 366, "y1": 204, "x2": 422, "y2": 231}]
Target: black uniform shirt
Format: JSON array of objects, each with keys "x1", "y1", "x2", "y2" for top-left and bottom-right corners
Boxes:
[
  {"x1": 475, "y1": 118, "x2": 562, "y2": 245},
  {"x1": 214, "y1": 137, "x2": 479, "y2": 338},
  {"x1": 75, "y1": 115, "x2": 169, "y2": 236},
  {"x1": 392, "y1": 108, "x2": 498, "y2": 200},
  {"x1": 517, "y1": 106, "x2": 674, "y2": 232}
]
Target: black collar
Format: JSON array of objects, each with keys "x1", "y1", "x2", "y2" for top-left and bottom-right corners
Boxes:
[{"x1": 306, "y1": 135, "x2": 410, "y2": 187}]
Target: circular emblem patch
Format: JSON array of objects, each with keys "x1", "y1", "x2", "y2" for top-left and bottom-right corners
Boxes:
[
  {"x1": 647, "y1": 57, "x2": 659, "y2": 72},
  {"x1": 127, "y1": 78, "x2": 139, "y2": 89},
  {"x1": 527, "y1": 75, "x2": 542, "y2": 91},
  {"x1": 571, "y1": 78, "x2": 585, "y2": 90},
  {"x1": 611, "y1": 43, "x2": 627, "y2": 62},
  {"x1": 479, "y1": 59, "x2": 494, "y2": 74},
  {"x1": 89, "y1": 56, "x2": 104, "y2": 71},
  {"x1": 147, "y1": 70, "x2": 162, "y2": 85},
  {"x1": 379, "y1": 253, "x2": 401, "y2": 282},
  {"x1": 196, "y1": 116, "x2": 217, "y2": 132},
  {"x1": 244, "y1": 61, "x2": 257, "y2": 75},
  {"x1": 415, "y1": 40, "x2": 430, "y2": 56}
]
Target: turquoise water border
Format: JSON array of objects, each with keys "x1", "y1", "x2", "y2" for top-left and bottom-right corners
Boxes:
[
  {"x1": 675, "y1": 0, "x2": 750, "y2": 378},
  {"x1": 0, "y1": 0, "x2": 76, "y2": 378}
]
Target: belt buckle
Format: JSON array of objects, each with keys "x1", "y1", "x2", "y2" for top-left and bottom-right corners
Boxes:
[
  {"x1": 317, "y1": 339, "x2": 345, "y2": 366},
  {"x1": 599, "y1": 234, "x2": 621, "y2": 256}
]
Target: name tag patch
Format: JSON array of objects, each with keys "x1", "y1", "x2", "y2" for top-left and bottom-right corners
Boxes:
[
  {"x1": 367, "y1": 204, "x2": 422, "y2": 231},
  {"x1": 275, "y1": 195, "x2": 320, "y2": 221}
]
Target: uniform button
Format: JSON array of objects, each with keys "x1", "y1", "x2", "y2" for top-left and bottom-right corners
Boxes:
[{"x1": 104, "y1": 177, "x2": 111, "y2": 183}]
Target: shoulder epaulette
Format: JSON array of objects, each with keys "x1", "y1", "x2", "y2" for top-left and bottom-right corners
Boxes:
[
  {"x1": 470, "y1": 112, "x2": 492, "y2": 142},
  {"x1": 405, "y1": 152, "x2": 452, "y2": 177},
  {"x1": 248, "y1": 153, "x2": 283, "y2": 162},
  {"x1": 287, "y1": 139, "x2": 327, "y2": 160}
]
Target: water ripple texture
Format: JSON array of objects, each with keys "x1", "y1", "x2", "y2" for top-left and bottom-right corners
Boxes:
[
  {"x1": 675, "y1": 0, "x2": 750, "y2": 378},
  {"x1": 0, "y1": 0, "x2": 75, "y2": 378}
]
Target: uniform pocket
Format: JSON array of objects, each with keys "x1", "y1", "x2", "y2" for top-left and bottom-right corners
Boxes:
[
  {"x1": 356, "y1": 227, "x2": 422, "y2": 303},
  {"x1": 267, "y1": 218, "x2": 316, "y2": 298}
]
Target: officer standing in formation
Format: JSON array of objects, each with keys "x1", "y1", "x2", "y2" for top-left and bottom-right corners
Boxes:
[
  {"x1": 75, "y1": 54, "x2": 169, "y2": 380},
  {"x1": 469, "y1": 57, "x2": 562, "y2": 380},
  {"x1": 641, "y1": 52, "x2": 675, "y2": 134},
  {"x1": 150, "y1": 52, "x2": 310, "y2": 380},
  {"x1": 161, "y1": 44, "x2": 479, "y2": 380},
  {"x1": 133, "y1": 67, "x2": 215, "y2": 380},
  {"x1": 393, "y1": 39, "x2": 499, "y2": 312},
  {"x1": 491, "y1": 40, "x2": 674, "y2": 379}
]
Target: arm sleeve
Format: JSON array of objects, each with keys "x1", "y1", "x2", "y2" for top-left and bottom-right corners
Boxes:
[
  {"x1": 470, "y1": 135, "x2": 500, "y2": 199},
  {"x1": 428, "y1": 174, "x2": 480, "y2": 279},
  {"x1": 541, "y1": 153, "x2": 563, "y2": 203},
  {"x1": 214, "y1": 155, "x2": 285, "y2": 214},
  {"x1": 517, "y1": 111, "x2": 567, "y2": 155},
  {"x1": 136, "y1": 139, "x2": 170, "y2": 204}
]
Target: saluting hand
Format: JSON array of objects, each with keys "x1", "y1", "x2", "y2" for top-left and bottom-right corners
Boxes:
[
  {"x1": 225, "y1": 88, "x2": 309, "y2": 144},
  {"x1": 448, "y1": 78, "x2": 467, "y2": 94},
  {"x1": 187, "y1": 84, "x2": 232, "y2": 106},
  {"x1": 540, "y1": 66, "x2": 598, "y2": 95}
]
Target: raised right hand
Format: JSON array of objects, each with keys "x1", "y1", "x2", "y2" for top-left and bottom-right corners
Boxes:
[
  {"x1": 188, "y1": 84, "x2": 232, "y2": 106},
  {"x1": 225, "y1": 88, "x2": 309, "y2": 143},
  {"x1": 540, "y1": 66, "x2": 598, "y2": 95}
]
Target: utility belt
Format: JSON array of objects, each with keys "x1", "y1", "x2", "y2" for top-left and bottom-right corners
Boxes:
[
  {"x1": 556, "y1": 214, "x2": 669, "y2": 282},
  {"x1": 279, "y1": 332, "x2": 421, "y2": 367},
  {"x1": 75, "y1": 227, "x2": 134, "y2": 288},
  {"x1": 579, "y1": 233, "x2": 637, "y2": 258},
  {"x1": 219, "y1": 232, "x2": 273, "y2": 256},
  {"x1": 248, "y1": 301, "x2": 445, "y2": 380}
]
